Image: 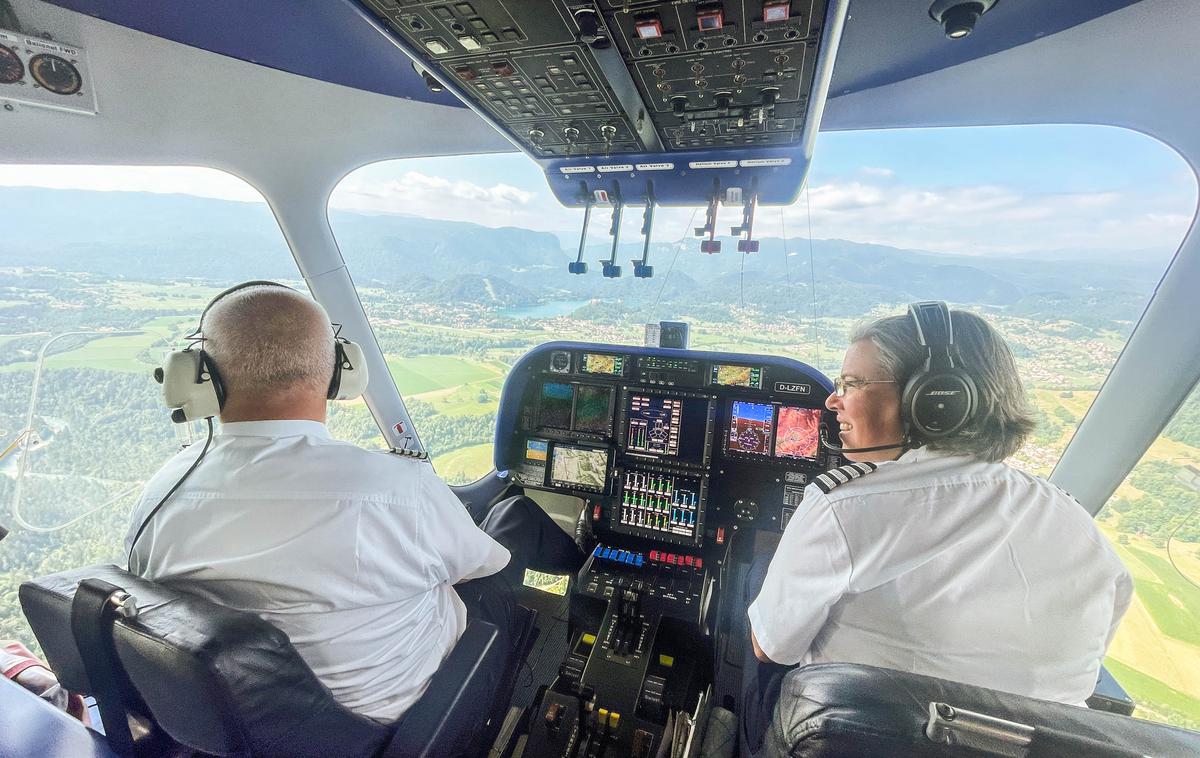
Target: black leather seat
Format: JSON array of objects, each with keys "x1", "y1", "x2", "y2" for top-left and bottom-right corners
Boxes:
[
  {"x1": 20, "y1": 564, "x2": 536, "y2": 758},
  {"x1": 750, "y1": 663, "x2": 1200, "y2": 758}
]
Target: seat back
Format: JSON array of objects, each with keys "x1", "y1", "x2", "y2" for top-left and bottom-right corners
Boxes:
[
  {"x1": 758, "y1": 663, "x2": 1200, "y2": 758},
  {"x1": 20, "y1": 565, "x2": 393, "y2": 757}
]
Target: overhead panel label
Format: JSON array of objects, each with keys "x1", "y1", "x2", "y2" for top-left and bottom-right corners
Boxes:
[
  {"x1": 635, "y1": 162, "x2": 675, "y2": 171},
  {"x1": 688, "y1": 160, "x2": 738, "y2": 169},
  {"x1": 560, "y1": 166, "x2": 595, "y2": 174},
  {"x1": 597, "y1": 164, "x2": 634, "y2": 173},
  {"x1": 740, "y1": 158, "x2": 793, "y2": 167}
]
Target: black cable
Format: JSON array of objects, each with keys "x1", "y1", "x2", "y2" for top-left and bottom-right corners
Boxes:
[
  {"x1": 648, "y1": 207, "x2": 700, "y2": 321},
  {"x1": 126, "y1": 418, "x2": 214, "y2": 572}
]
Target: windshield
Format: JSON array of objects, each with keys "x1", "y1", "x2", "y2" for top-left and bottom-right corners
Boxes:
[{"x1": 0, "y1": 124, "x2": 1195, "y2": 727}]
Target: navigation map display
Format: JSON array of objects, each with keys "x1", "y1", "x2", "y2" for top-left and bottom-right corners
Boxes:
[
  {"x1": 624, "y1": 392, "x2": 713, "y2": 465},
  {"x1": 582, "y1": 353, "x2": 624, "y2": 376},
  {"x1": 710, "y1": 364, "x2": 763, "y2": 389},
  {"x1": 774, "y1": 406, "x2": 821, "y2": 460},
  {"x1": 727, "y1": 401, "x2": 773, "y2": 456},
  {"x1": 550, "y1": 444, "x2": 608, "y2": 492},
  {"x1": 539, "y1": 382, "x2": 574, "y2": 429},
  {"x1": 573, "y1": 384, "x2": 613, "y2": 434}
]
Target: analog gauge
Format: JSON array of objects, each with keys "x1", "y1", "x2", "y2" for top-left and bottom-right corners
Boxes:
[
  {"x1": 0, "y1": 44, "x2": 23, "y2": 85},
  {"x1": 29, "y1": 53, "x2": 82, "y2": 95}
]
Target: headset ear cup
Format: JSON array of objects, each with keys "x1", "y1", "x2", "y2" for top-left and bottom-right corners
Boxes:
[
  {"x1": 329, "y1": 340, "x2": 369, "y2": 401},
  {"x1": 160, "y1": 350, "x2": 222, "y2": 422},
  {"x1": 905, "y1": 368, "x2": 977, "y2": 438}
]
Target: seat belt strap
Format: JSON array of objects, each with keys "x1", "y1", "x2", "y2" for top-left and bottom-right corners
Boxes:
[{"x1": 71, "y1": 578, "x2": 139, "y2": 757}]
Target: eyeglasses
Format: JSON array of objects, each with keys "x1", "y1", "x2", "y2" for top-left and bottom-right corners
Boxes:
[{"x1": 832, "y1": 376, "x2": 897, "y2": 397}]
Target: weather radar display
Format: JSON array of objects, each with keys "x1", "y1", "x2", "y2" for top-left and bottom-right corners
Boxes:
[
  {"x1": 775, "y1": 406, "x2": 821, "y2": 460},
  {"x1": 727, "y1": 401, "x2": 773, "y2": 455}
]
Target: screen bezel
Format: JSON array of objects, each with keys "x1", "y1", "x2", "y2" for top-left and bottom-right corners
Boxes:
[
  {"x1": 772, "y1": 404, "x2": 823, "y2": 462},
  {"x1": 709, "y1": 363, "x2": 764, "y2": 390},
  {"x1": 571, "y1": 383, "x2": 615, "y2": 435},
  {"x1": 724, "y1": 399, "x2": 775, "y2": 457},
  {"x1": 580, "y1": 352, "x2": 625, "y2": 376},
  {"x1": 618, "y1": 388, "x2": 716, "y2": 469}
]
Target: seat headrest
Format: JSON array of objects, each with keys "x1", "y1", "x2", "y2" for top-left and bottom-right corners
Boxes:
[
  {"x1": 763, "y1": 663, "x2": 1200, "y2": 758},
  {"x1": 20, "y1": 565, "x2": 388, "y2": 758}
]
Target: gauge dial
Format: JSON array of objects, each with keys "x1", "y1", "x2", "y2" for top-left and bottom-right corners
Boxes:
[
  {"x1": 0, "y1": 44, "x2": 23, "y2": 85},
  {"x1": 29, "y1": 53, "x2": 81, "y2": 95}
]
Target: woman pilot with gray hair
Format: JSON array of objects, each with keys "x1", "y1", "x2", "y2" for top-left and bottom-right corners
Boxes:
[{"x1": 744, "y1": 302, "x2": 1131, "y2": 744}]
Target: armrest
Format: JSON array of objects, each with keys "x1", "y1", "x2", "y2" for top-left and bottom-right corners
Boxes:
[{"x1": 381, "y1": 619, "x2": 504, "y2": 758}]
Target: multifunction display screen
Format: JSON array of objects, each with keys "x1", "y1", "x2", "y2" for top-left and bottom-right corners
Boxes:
[
  {"x1": 525, "y1": 438, "x2": 549, "y2": 463},
  {"x1": 537, "y1": 381, "x2": 614, "y2": 436},
  {"x1": 727, "y1": 401, "x2": 773, "y2": 456},
  {"x1": 573, "y1": 384, "x2": 613, "y2": 434},
  {"x1": 710, "y1": 364, "x2": 763, "y2": 389},
  {"x1": 538, "y1": 382, "x2": 574, "y2": 429},
  {"x1": 550, "y1": 444, "x2": 608, "y2": 492},
  {"x1": 582, "y1": 353, "x2": 624, "y2": 375},
  {"x1": 624, "y1": 392, "x2": 713, "y2": 466},
  {"x1": 774, "y1": 406, "x2": 822, "y2": 460}
]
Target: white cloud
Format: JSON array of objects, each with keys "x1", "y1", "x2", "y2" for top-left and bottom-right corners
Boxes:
[{"x1": 860, "y1": 166, "x2": 895, "y2": 178}]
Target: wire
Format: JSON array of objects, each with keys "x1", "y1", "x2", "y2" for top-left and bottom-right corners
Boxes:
[
  {"x1": 648, "y1": 207, "x2": 700, "y2": 321},
  {"x1": 739, "y1": 251, "x2": 746, "y2": 309},
  {"x1": 127, "y1": 417, "x2": 215, "y2": 571},
  {"x1": 1166, "y1": 504, "x2": 1200, "y2": 590}
]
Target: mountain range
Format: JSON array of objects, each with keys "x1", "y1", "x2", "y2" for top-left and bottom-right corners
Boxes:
[{"x1": 0, "y1": 187, "x2": 1165, "y2": 327}]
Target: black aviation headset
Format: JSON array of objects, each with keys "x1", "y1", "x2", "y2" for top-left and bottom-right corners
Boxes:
[
  {"x1": 130, "y1": 281, "x2": 369, "y2": 568},
  {"x1": 157, "y1": 280, "x2": 369, "y2": 423},
  {"x1": 901, "y1": 300, "x2": 978, "y2": 439},
  {"x1": 822, "y1": 300, "x2": 978, "y2": 455}
]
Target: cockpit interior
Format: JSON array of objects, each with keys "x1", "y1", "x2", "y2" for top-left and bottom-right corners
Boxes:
[{"x1": 3, "y1": 0, "x2": 1200, "y2": 756}]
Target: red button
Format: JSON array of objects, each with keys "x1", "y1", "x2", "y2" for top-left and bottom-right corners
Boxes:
[
  {"x1": 716, "y1": 527, "x2": 726, "y2": 545},
  {"x1": 593, "y1": 503, "x2": 602, "y2": 520},
  {"x1": 650, "y1": 550, "x2": 660, "y2": 561},
  {"x1": 695, "y1": 558, "x2": 703, "y2": 569},
  {"x1": 685, "y1": 555, "x2": 695, "y2": 567}
]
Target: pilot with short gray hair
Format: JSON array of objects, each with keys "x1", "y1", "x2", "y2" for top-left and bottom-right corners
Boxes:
[
  {"x1": 126, "y1": 283, "x2": 583, "y2": 722},
  {"x1": 743, "y1": 304, "x2": 1131, "y2": 749}
]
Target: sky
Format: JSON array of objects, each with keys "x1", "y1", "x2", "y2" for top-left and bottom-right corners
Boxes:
[{"x1": 0, "y1": 124, "x2": 1195, "y2": 259}]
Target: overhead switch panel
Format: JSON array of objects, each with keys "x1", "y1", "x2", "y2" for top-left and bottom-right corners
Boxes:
[{"x1": 358, "y1": 0, "x2": 832, "y2": 158}]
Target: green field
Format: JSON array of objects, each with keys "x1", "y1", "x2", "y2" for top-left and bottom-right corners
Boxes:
[
  {"x1": 1125, "y1": 546, "x2": 1200, "y2": 647},
  {"x1": 1105, "y1": 658, "x2": 1200, "y2": 729},
  {"x1": 386, "y1": 355, "x2": 503, "y2": 396},
  {"x1": 1, "y1": 317, "x2": 191, "y2": 374},
  {"x1": 434, "y1": 443, "x2": 495, "y2": 485}
]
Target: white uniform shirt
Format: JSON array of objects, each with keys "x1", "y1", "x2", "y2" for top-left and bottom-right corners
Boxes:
[
  {"x1": 748, "y1": 447, "x2": 1132, "y2": 704},
  {"x1": 125, "y1": 420, "x2": 510, "y2": 722}
]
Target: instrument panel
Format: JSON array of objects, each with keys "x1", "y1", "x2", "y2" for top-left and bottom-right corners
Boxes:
[{"x1": 495, "y1": 341, "x2": 841, "y2": 548}]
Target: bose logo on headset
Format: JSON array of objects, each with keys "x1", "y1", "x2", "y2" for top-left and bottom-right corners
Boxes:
[
  {"x1": 901, "y1": 301, "x2": 978, "y2": 438},
  {"x1": 155, "y1": 280, "x2": 369, "y2": 422}
]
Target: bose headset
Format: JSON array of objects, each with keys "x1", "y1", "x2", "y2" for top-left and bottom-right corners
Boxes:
[
  {"x1": 129, "y1": 281, "x2": 370, "y2": 568},
  {"x1": 822, "y1": 300, "x2": 977, "y2": 455},
  {"x1": 901, "y1": 300, "x2": 978, "y2": 439}
]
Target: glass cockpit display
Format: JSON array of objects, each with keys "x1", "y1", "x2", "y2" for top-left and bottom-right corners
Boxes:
[
  {"x1": 624, "y1": 392, "x2": 713, "y2": 466},
  {"x1": 710, "y1": 363, "x2": 763, "y2": 389},
  {"x1": 727, "y1": 401, "x2": 773, "y2": 456},
  {"x1": 774, "y1": 406, "x2": 822, "y2": 460},
  {"x1": 549, "y1": 444, "x2": 609, "y2": 493},
  {"x1": 573, "y1": 384, "x2": 613, "y2": 434},
  {"x1": 538, "y1": 381, "x2": 574, "y2": 429},
  {"x1": 582, "y1": 353, "x2": 624, "y2": 376}
]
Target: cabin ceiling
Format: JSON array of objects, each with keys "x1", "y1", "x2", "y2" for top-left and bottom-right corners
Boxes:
[{"x1": 39, "y1": 0, "x2": 1144, "y2": 127}]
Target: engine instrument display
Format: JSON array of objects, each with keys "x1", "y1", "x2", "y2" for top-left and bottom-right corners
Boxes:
[
  {"x1": 550, "y1": 444, "x2": 609, "y2": 492},
  {"x1": 582, "y1": 353, "x2": 625, "y2": 376},
  {"x1": 774, "y1": 406, "x2": 822, "y2": 460},
  {"x1": 727, "y1": 401, "x2": 773, "y2": 456},
  {"x1": 626, "y1": 393, "x2": 682, "y2": 456},
  {"x1": 614, "y1": 468, "x2": 706, "y2": 544},
  {"x1": 710, "y1": 364, "x2": 763, "y2": 389}
]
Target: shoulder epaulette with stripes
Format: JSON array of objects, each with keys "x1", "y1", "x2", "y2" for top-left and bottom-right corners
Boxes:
[{"x1": 813, "y1": 462, "x2": 879, "y2": 494}]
